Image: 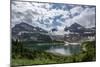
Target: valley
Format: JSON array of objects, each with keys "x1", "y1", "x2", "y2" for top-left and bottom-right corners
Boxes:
[{"x1": 11, "y1": 22, "x2": 96, "y2": 66}]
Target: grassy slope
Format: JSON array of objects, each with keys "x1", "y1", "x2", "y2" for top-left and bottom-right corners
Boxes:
[{"x1": 11, "y1": 40, "x2": 96, "y2": 66}]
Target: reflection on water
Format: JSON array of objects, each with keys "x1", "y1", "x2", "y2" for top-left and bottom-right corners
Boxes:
[
  {"x1": 24, "y1": 43, "x2": 81, "y2": 56},
  {"x1": 46, "y1": 47, "x2": 71, "y2": 55},
  {"x1": 46, "y1": 44, "x2": 81, "y2": 56}
]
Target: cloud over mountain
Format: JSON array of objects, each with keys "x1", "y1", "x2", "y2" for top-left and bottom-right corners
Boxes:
[{"x1": 11, "y1": 1, "x2": 96, "y2": 33}]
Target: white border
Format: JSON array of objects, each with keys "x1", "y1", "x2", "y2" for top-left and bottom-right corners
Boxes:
[
  {"x1": 0, "y1": 0, "x2": 10, "y2": 67},
  {"x1": 16, "y1": 0, "x2": 96, "y2": 5},
  {"x1": 0, "y1": 0, "x2": 98, "y2": 67}
]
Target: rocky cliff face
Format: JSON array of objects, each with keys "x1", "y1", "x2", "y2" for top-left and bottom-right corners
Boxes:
[{"x1": 12, "y1": 22, "x2": 52, "y2": 42}]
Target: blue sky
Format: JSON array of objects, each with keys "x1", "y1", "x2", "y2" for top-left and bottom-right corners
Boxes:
[{"x1": 11, "y1": 1, "x2": 96, "y2": 34}]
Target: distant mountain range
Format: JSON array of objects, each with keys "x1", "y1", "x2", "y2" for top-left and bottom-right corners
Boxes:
[
  {"x1": 12, "y1": 22, "x2": 95, "y2": 42},
  {"x1": 12, "y1": 22, "x2": 47, "y2": 35},
  {"x1": 12, "y1": 22, "x2": 52, "y2": 42},
  {"x1": 64, "y1": 22, "x2": 95, "y2": 34}
]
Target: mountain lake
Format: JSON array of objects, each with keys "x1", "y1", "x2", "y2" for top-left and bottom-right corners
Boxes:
[{"x1": 23, "y1": 43, "x2": 81, "y2": 56}]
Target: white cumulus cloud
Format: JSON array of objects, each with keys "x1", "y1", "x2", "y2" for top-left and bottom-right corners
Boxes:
[{"x1": 11, "y1": 1, "x2": 96, "y2": 35}]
